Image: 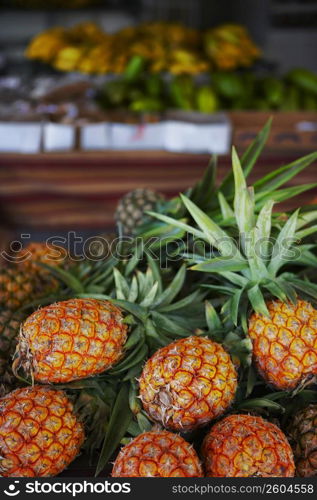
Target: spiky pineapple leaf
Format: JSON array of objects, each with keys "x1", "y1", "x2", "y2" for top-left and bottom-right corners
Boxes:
[
  {"x1": 295, "y1": 225, "x2": 317, "y2": 240},
  {"x1": 144, "y1": 318, "x2": 171, "y2": 347},
  {"x1": 219, "y1": 118, "x2": 272, "y2": 196},
  {"x1": 152, "y1": 264, "x2": 186, "y2": 308},
  {"x1": 205, "y1": 301, "x2": 222, "y2": 331},
  {"x1": 218, "y1": 192, "x2": 234, "y2": 220},
  {"x1": 96, "y1": 383, "x2": 132, "y2": 476},
  {"x1": 236, "y1": 398, "x2": 284, "y2": 413},
  {"x1": 255, "y1": 183, "x2": 317, "y2": 208},
  {"x1": 113, "y1": 268, "x2": 130, "y2": 300},
  {"x1": 139, "y1": 282, "x2": 159, "y2": 307},
  {"x1": 247, "y1": 284, "x2": 269, "y2": 317},
  {"x1": 296, "y1": 210, "x2": 317, "y2": 229},
  {"x1": 38, "y1": 263, "x2": 85, "y2": 293},
  {"x1": 190, "y1": 155, "x2": 217, "y2": 209},
  {"x1": 109, "y1": 343, "x2": 148, "y2": 376},
  {"x1": 146, "y1": 212, "x2": 206, "y2": 242},
  {"x1": 268, "y1": 210, "x2": 299, "y2": 276},
  {"x1": 246, "y1": 366, "x2": 257, "y2": 397},
  {"x1": 230, "y1": 288, "x2": 244, "y2": 326},
  {"x1": 254, "y1": 200, "x2": 274, "y2": 261},
  {"x1": 144, "y1": 252, "x2": 163, "y2": 294},
  {"x1": 157, "y1": 289, "x2": 205, "y2": 313},
  {"x1": 151, "y1": 310, "x2": 192, "y2": 337},
  {"x1": 180, "y1": 194, "x2": 241, "y2": 257},
  {"x1": 254, "y1": 151, "x2": 317, "y2": 193},
  {"x1": 191, "y1": 256, "x2": 248, "y2": 273}
]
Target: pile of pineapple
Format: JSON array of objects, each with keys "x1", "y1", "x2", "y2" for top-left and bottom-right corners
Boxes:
[
  {"x1": 1, "y1": 120, "x2": 317, "y2": 478},
  {"x1": 25, "y1": 21, "x2": 260, "y2": 75}
]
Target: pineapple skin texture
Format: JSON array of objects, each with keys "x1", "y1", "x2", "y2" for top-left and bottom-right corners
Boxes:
[
  {"x1": 16, "y1": 298, "x2": 128, "y2": 383},
  {"x1": 249, "y1": 300, "x2": 317, "y2": 390},
  {"x1": 16, "y1": 242, "x2": 68, "y2": 274},
  {"x1": 112, "y1": 430, "x2": 203, "y2": 477},
  {"x1": 289, "y1": 404, "x2": 317, "y2": 477},
  {"x1": 0, "y1": 267, "x2": 56, "y2": 312},
  {"x1": 0, "y1": 386, "x2": 84, "y2": 477},
  {"x1": 139, "y1": 336, "x2": 237, "y2": 432},
  {"x1": 202, "y1": 414, "x2": 295, "y2": 477}
]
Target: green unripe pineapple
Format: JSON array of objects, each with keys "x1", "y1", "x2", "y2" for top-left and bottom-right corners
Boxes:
[{"x1": 115, "y1": 188, "x2": 165, "y2": 236}]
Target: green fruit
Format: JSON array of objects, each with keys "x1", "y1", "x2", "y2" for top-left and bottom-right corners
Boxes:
[
  {"x1": 145, "y1": 75, "x2": 164, "y2": 98},
  {"x1": 286, "y1": 68, "x2": 317, "y2": 96},
  {"x1": 280, "y1": 85, "x2": 301, "y2": 111},
  {"x1": 169, "y1": 76, "x2": 195, "y2": 110},
  {"x1": 302, "y1": 93, "x2": 317, "y2": 111},
  {"x1": 212, "y1": 72, "x2": 245, "y2": 99},
  {"x1": 124, "y1": 55, "x2": 145, "y2": 82},
  {"x1": 103, "y1": 80, "x2": 129, "y2": 107},
  {"x1": 252, "y1": 98, "x2": 270, "y2": 111},
  {"x1": 196, "y1": 86, "x2": 218, "y2": 113},
  {"x1": 129, "y1": 97, "x2": 164, "y2": 112},
  {"x1": 261, "y1": 77, "x2": 284, "y2": 107}
]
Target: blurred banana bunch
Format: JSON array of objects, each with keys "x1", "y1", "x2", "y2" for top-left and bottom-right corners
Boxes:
[
  {"x1": 204, "y1": 24, "x2": 260, "y2": 71},
  {"x1": 26, "y1": 21, "x2": 260, "y2": 76}
]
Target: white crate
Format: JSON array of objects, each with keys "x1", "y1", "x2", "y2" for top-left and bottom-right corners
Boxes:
[
  {"x1": 163, "y1": 113, "x2": 231, "y2": 154},
  {"x1": 43, "y1": 123, "x2": 75, "y2": 152},
  {"x1": 111, "y1": 122, "x2": 164, "y2": 150},
  {"x1": 81, "y1": 123, "x2": 111, "y2": 150},
  {"x1": 0, "y1": 122, "x2": 42, "y2": 153}
]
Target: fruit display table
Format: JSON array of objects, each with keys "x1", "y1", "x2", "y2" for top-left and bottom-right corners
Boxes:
[{"x1": 0, "y1": 150, "x2": 316, "y2": 233}]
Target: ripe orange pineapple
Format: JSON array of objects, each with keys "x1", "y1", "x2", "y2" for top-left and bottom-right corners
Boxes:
[
  {"x1": 139, "y1": 336, "x2": 237, "y2": 432},
  {"x1": 16, "y1": 242, "x2": 68, "y2": 274},
  {"x1": 112, "y1": 430, "x2": 203, "y2": 477},
  {"x1": 0, "y1": 267, "x2": 58, "y2": 311},
  {"x1": 202, "y1": 414, "x2": 295, "y2": 477},
  {"x1": 0, "y1": 386, "x2": 84, "y2": 477},
  {"x1": 13, "y1": 298, "x2": 128, "y2": 383},
  {"x1": 249, "y1": 300, "x2": 317, "y2": 390}
]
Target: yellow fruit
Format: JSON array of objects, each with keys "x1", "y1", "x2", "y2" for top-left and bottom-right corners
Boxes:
[
  {"x1": 25, "y1": 28, "x2": 66, "y2": 63},
  {"x1": 0, "y1": 386, "x2": 84, "y2": 477},
  {"x1": 249, "y1": 300, "x2": 317, "y2": 390},
  {"x1": 53, "y1": 46, "x2": 83, "y2": 72},
  {"x1": 112, "y1": 430, "x2": 203, "y2": 477},
  {"x1": 13, "y1": 298, "x2": 128, "y2": 383},
  {"x1": 202, "y1": 414, "x2": 295, "y2": 477},
  {"x1": 0, "y1": 267, "x2": 57, "y2": 311},
  {"x1": 139, "y1": 336, "x2": 237, "y2": 432},
  {"x1": 16, "y1": 242, "x2": 68, "y2": 274}
]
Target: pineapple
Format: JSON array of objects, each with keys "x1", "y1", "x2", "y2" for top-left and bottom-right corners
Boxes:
[
  {"x1": 288, "y1": 404, "x2": 317, "y2": 477},
  {"x1": 15, "y1": 242, "x2": 68, "y2": 274},
  {"x1": 0, "y1": 309, "x2": 24, "y2": 395},
  {"x1": 0, "y1": 242, "x2": 66, "y2": 311},
  {"x1": 0, "y1": 386, "x2": 84, "y2": 477},
  {"x1": 249, "y1": 300, "x2": 317, "y2": 390},
  {"x1": 139, "y1": 336, "x2": 237, "y2": 432},
  {"x1": 112, "y1": 430, "x2": 203, "y2": 477},
  {"x1": 0, "y1": 267, "x2": 58, "y2": 311},
  {"x1": 202, "y1": 414, "x2": 295, "y2": 477},
  {"x1": 115, "y1": 188, "x2": 165, "y2": 236},
  {"x1": 13, "y1": 298, "x2": 128, "y2": 383},
  {"x1": 150, "y1": 143, "x2": 317, "y2": 391}
]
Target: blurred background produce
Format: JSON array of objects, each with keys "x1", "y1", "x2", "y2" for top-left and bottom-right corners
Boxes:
[{"x1": 0, "y1": 0, "x2": 316, "y2": 232}]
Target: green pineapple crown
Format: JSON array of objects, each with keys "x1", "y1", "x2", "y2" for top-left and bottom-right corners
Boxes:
[{"x1": 149, "y1": 124, "x2": 317, "y2": 329}]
